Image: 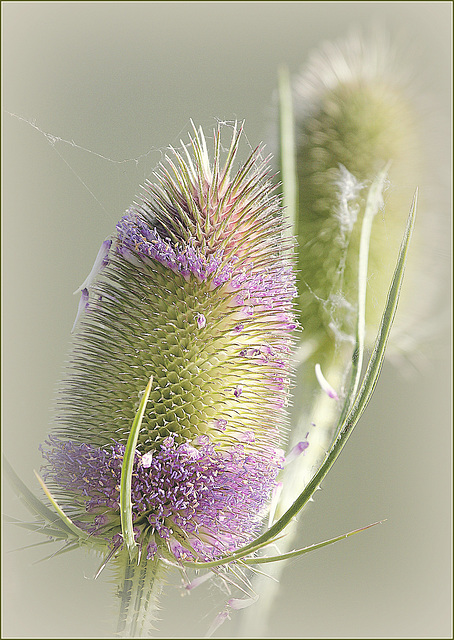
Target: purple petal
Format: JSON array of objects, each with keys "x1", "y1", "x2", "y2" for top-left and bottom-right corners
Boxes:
[{"x1": 73, "y1": 239, "x2": 112, "y2": 295}]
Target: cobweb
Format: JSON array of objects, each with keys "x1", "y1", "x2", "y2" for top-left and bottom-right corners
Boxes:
[{"x1": 6, "y1": 112, "x2": 258, "y2": 223}]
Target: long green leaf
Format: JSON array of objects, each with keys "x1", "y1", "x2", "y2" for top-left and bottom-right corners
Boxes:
[
  {"x1": 180, "y1": 534, "x2": 286, "y2": 570},
  {"x1": 33, "y1": 542, "x2": 81, "y2": 564},
  {"x1": 244, "y1": 188, "x2": 417, "y2": 550},
  {"x1": 34, "y1": 470, "x2": 90, "y2": 540},
  {"x1": 3, "y1": 457, "x2": 74, "y2": 537},
  {"x1": 243, "y1": 521, "x2": 384, "y2": 565},
  {"x1": 180, "y1": 189, "x2": 417, "y2": 569},
  {"x1": 120, "y1": 375, "x2": 153, "y2": 559},
  {"x1": 5, "y1": 520, "x2": 71, "y2": 539},
  {"x1": 6, "y1": 539, "x2": 56, "y2": 553},
  {"x1": 243, "y1": 188, "x2": 418, "y2": 553}
]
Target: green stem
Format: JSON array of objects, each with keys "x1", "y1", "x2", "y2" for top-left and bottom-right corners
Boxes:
[
  {"x1": 278, "y1": 65, "x2": 298, "y2": 239},
  {"x1": 115, "y1": 549, "x2": 165, "y2": 638}
]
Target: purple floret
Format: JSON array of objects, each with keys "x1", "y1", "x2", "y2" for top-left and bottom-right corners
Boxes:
[
  {"x1": 116, "y1": 211, "x2": 236, "y2": 284},
  {"x1": 115, "y1": 210, "x2": 297, "y2": 335},
  {"x1": 41, "y1": 435, "x2": 281, "y2": 561}
]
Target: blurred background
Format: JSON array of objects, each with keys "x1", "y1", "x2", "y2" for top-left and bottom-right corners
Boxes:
[{"x1": 2, "y1": 2, "x2": 451, "y2": 637}]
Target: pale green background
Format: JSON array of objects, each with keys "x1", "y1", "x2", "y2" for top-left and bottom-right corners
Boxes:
[{"x1": 2, "y1": 2, "x2": 452, "y2": 638}]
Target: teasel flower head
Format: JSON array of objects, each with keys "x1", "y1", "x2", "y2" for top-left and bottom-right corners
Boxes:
[
  {"x1": 40, "y1": 122, "x2": 297, "y2": 569},
  {"x1": 290, "y1": 30, "x2": 430, "y2": 363}
]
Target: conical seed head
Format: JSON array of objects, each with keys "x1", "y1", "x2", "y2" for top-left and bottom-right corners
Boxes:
[{"x1": 44, "y1": 123, "x2": 297, "y2": 560}]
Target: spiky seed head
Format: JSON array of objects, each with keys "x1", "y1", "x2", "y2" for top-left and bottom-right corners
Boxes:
[
  {"x1": 42, "y1": 123, "x2": 297, "y2": 561},
  {"x1": 291, "y1": 31, "x2": 423, "y2": 361}
]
